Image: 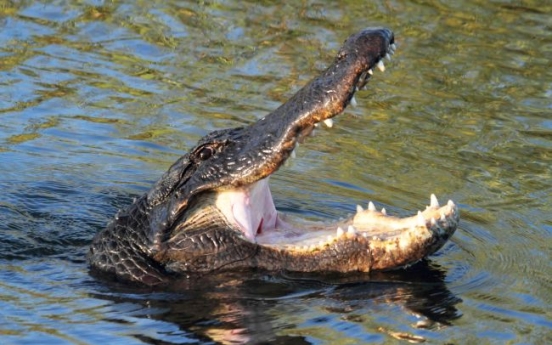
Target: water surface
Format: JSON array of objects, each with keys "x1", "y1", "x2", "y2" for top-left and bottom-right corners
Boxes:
[{"x1": 0, "y1": 1, "x2": 550, "y2": 344}]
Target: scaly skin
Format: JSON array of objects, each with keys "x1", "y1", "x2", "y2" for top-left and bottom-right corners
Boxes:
[{"x1": 88, "y1": 28, "x2": 459, "y2": 286}]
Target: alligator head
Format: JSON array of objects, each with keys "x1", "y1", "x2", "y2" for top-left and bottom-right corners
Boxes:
[{"x1": 88, "y1": 28, "x2": 459, "y2": 286}]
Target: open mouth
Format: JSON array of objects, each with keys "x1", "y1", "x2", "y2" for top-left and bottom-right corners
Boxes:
[
  {"x1": 89, "y1": 27, "x2": 459, "y2": 284},
  {"x1": 215, "y1": 177, "x2": 458, "y2": 254},
  {"x1": 212, "y1": 40, "x2": 459, "y2": 256}
]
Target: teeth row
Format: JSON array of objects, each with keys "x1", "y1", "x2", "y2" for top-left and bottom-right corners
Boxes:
[
  {"x1": 322, "y1": 43, "x2": 393, "y2": 128},
  {"x1": 352, "y1": 194, "x2": 456, "y2": 227},
  {"x1": 356, "y1": 195, "x2": 454, "y2": 213},
  {"x1": 290, "y1": 43, "x2": 396, "y2": 161},
  {"x1": 293, "y1": 196, "x2": 455, "y2": 252}
]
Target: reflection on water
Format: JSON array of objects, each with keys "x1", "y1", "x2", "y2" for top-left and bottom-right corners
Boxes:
[
  {"x1": 0, "y1": 0, "x2": 550, "y2": 344},
  {"x1": 86, "y1": 262, "x2": 461, "y2": 344}
]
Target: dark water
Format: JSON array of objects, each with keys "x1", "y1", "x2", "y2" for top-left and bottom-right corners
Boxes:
[{"x1": 1, "y1": 1, "x2": 550, "y2": 344}]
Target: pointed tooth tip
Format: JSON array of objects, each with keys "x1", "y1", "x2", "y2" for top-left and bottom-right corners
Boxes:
[
  {"x1": 381, "y1": 208, "x2": 387, "y2": 215},
  {"x1": 377, "y1": 60, "x2": 385, "y2": 72},
  {"x1": 368, "y1": 201, "x2": 376, "y2": 211},
  {"x1": 430, "y1": 194, "x2": 439, "y2": 208},
  {"x1": 368, "y1": 68, "x2": 373, "y2": 75},
  {"x1": 447, "y1": 199, "x2": 455, "y2": 208},
  {"x1": 385, "y1": 53, "x2": 391, "y2": 61},
  {"x1": 356, "y1": 204, "x2": 364, "y2": 213},
  {"x1": 323, "y1": 118, "x2": 334, "y2": 128},
  {"x1": 417, "y1": 211, "x2": 426, "y2": 226},
  {"x1": 350, "y1": 95, "x2": 357, "y2": 107},
  {"x1": 336, "y1": 227, "x2": 344, "y2": 236},
  {"x1": 347, "y1": 225, "x2": 356, "y2": 234},
  {"x1": 391, "y1": 43, "x2": 397, "y2": 50}
]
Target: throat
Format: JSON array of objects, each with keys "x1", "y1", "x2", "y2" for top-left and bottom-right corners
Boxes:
[{"x1": 215, "y1": 178, "x2": 280, "y2": 242}]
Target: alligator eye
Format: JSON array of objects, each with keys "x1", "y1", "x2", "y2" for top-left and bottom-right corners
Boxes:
[{"x1": 198, "y1": 146, "x2": 214, "y2": 161}]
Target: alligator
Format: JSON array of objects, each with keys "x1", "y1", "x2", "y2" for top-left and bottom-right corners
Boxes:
[{"x1": 88, "y1": 28, "x2": 459, "y2": 286}]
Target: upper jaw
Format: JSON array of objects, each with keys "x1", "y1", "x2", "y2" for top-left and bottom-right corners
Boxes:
[{"x1": 225, "y1": 28, "x2": 397, "y2": 187}]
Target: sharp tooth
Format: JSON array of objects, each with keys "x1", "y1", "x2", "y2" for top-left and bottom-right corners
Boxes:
[
  {"x1": 336, "y1": 227, "x2": 344, "y2": 237},
  {"x1": 368, "y1": 69, "x2": 373, "y2": 75},
  {"x1": 356, "y1": 205, "x2": 364, "y2": 213},
  {"x1": 391, "y1": 43, "x2": 397, "y2": 51},
  {"x1": 385, "y1": 53, "x2": 391, "y2": 61},
  {"x1": 368, "y1": 201, "x2": 376, "y2": 211},
  {"x1": 323, "y1": 119, "x2": 334, "y2": 128},
  {"x1": 350, "y1": 95, "x2": 357, "y2": 107},
  {"x1": 417, "y1": 211, "x2": 426, "y2": 227},
  {"x1": 447, "y1": 200, "x2": 456, "y2": 209},
  {"x1": 430, "y1": 194, "x2": 439, "y2": 208},
  {"x1": 291, "y1": 149, "x2": 296, "y2": 159},
  {"x1": 381, "y1": 208, "x2": 387, "y2": 216},
  {"x1": 314, "y1": 123, "x2": 319, "y2": 128},
  {"x1": 440, "y1": 211, "x2": 446, "y2": 221},
  {"x1": 377, "y1": 60, "x2": 385, "y2": 72},
  {"x1": 347, "y1": 225, "x2": 356, "y2": 235}
]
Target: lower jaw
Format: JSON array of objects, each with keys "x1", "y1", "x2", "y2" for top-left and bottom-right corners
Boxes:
[
  {"x1": 244, "y1": 198, "x2": 458, "y2": 273},
  {"x1": 212, "y1": 178, "x2": 458, "y2": 272}
]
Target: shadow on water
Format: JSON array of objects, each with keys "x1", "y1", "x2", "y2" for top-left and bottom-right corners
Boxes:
[{"x1": 89, "y1": 261, "x2": 461, "y2": 344}]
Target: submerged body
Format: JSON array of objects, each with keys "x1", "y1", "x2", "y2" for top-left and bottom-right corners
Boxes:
[{"x1": 88, "y1": 28, "x2": 459, "y2": 286}]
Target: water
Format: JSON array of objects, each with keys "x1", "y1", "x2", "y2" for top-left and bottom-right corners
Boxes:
[{"x1": 0, "y1": 0, "x2": 550, "y2": 343}]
